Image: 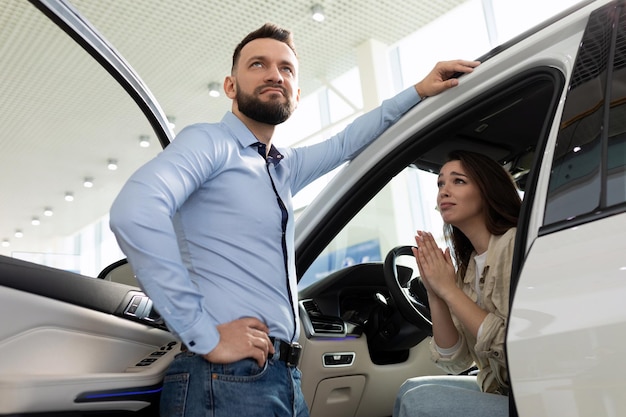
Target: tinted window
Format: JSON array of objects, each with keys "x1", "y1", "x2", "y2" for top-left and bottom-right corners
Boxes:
[
  {"x1": 544, "y1": 1, "x2": 626, "y2": 225},
  {"x1": 607, "y1": 4, "x2": 626, "y2": 206}
]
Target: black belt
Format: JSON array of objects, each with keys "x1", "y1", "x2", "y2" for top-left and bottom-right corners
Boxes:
[
  {"x1": 180, "y1": 337, "x2": 302, "y2": 367},
  {"x1": 271, "y1": 337, "x2": 302, "y2": 367}
]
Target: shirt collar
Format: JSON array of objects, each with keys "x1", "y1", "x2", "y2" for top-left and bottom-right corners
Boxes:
[{"x1": 221, "y1": 111, "x2": 284, "y2": 166}]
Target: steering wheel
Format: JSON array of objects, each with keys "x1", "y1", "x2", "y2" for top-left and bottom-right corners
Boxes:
[{"x1": 384, "y1": 246, "x2": 432, "y2": 333}]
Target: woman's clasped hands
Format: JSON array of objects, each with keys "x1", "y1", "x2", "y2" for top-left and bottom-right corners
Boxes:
[{"x1": 411, "y1": 231, "x2": 457, "y2": 301}]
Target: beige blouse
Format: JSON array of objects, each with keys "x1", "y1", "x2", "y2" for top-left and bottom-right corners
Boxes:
[{"x1": 430, "y1": 227, "x2": 517, "y2": 394}]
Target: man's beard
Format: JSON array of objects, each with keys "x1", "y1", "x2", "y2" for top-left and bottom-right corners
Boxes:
[{"x1": 236, "y1": 84, "x2": 295, "y2": 125}]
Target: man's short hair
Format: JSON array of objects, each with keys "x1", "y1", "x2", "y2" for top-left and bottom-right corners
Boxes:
[{"x1": 231, "y1": 23, "x2": 297, "y2": 73}]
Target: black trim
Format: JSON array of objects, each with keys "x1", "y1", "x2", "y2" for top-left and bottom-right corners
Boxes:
[
  {"x1": 0, "y1": 255, "x2": 132, "y2": 315},
  {"x1": 507, "y1": 67, "x2": 566, "y2": 297},
  {"x1": 0, "y1": 255, "x2": 167, "y2": 330},
  {"x1": 97, "y1": 258, "x2": 129, "y2": 279}
]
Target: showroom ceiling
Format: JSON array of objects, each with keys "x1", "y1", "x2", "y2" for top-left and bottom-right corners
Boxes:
[{"x1": 0, "y1": 0, "x2": 467, "y2": 259}]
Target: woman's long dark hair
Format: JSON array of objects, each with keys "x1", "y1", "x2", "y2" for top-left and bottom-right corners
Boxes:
[{"x1": 443, "y1": 150, "x2": 522, "y2": 278}]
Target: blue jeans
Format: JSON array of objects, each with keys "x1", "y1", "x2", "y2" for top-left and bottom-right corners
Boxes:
[
  {"x1": 393, "y1": 375, "x2": 508, "y2": 417},
  {"x1": 160, "y1": 340, "x2": 309, "y2": 417}
]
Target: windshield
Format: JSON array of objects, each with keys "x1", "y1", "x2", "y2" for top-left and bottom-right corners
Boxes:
[{"x1": 299, "y1": 166, "x2": 444, "y2": 290}]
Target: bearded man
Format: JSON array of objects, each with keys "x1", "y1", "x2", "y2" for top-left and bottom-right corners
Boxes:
[{"x1": 110, "y1": 22, "x2": 479, "y2": 417}]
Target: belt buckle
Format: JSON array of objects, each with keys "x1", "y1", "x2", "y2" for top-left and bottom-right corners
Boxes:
[{"x1": 286, "y1": 342, "x2": 302, "y2": 367}]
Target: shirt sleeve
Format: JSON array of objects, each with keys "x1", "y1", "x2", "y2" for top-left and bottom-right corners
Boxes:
[
  {"x1": 287, "y1": 86, "x2": 421, "y2": 194},
  {"x1": 429, "y1": 327, "x2": 476, "y2": 374},
  {"x1": 433, "y1": 335, "x2": 463, "y2": 358},
  {"x1": 109, "y1": 124, "x2": 225, "y2": 355}
]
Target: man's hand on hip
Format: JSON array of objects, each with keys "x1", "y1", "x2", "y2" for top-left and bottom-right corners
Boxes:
[{"x1": 203, "y1": 317, "x2": 275, "y2": 367}]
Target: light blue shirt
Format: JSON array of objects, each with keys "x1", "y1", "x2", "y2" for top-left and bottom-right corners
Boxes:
[{"x1": 110, "y1": 86, "x2": 421, "y2": 354}]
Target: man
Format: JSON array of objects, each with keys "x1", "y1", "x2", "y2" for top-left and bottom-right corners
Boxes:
[{"x1": 110, "y1": 23, "x2": 479, "y2": 417}]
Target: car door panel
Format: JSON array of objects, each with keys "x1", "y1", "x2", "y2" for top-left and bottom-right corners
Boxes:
[
  {"x1": 0, "y1": 1, "x2": 177, "y2": 413},
  {"x1": 0, "y1": 259, "x2": 178, "y2": 414},
  {"x1": 508, "y1": 213, "x2": 626, "y2": 416}
]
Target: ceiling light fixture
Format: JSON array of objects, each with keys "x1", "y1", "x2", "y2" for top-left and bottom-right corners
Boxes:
[
  {"x1": 83, "y1": 177, "x2": 94, "y2": 188},
  {"x1": 208, "y1": 82, "x2": 221, "y2": 98},
  {"x1": 107, "y1": 158, "x2": 118, "y2": 170},
  {"x1": 311, "y1": 4, "x2": 325, "y2": 22},
  {"x1": 64, "y1": 192, "x2": 74, "y2": 202},
  {"x1": 31, "y1": 217, "x2": 40, "y2": 226},
  {"x1": 15, "y1": 230, "x2": 23, "y2": 238},
  {"x1": 1, "y1": 239, "x2": 9, "y2": 248},
  {"x1": 43, "y1": 207, "x2": 53, "y2": 217},
  {"x1": 139, "y1": 135, "x2": 150, "y2": 148},
  {"x1": 167, "y1": 115, "x2": 176, "y2": 131}
]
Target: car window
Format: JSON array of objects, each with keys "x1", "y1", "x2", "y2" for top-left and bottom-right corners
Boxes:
[
  {"x1": 298, "y1": 166, "x2": 444, "y2": 289},
  {"x1": 0, "y1": 1, "x2": 160, "y2": 276},
  {"x1": 296, "y1": 69, "x2": 556, "y2": 291},
  {"x1": 607, "y1": 4, "x2": 626, "y2": 207},
  {"x1": 544, "y1": 1, "x2": 626, "y2": 225}
]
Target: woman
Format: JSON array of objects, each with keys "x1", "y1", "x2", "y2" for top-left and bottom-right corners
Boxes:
[{"x1": 393, "y1": 150, "x2": 522, "y2": 417}]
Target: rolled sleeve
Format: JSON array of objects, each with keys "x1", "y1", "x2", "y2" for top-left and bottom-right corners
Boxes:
[
  {"x1": 430, "y1": 330, "x2": 475, "y2": 375},
  {"x1": 474, "y1": 311, "x2": 506, "y2": 366}
]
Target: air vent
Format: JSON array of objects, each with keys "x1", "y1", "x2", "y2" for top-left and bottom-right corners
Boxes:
[
  {"x1": 310, "y1": 318, "x2": 345, "y2": 334},
  {"x1": 299, "y1": 299, "x2": 346, "y2": 338},
  {"x1": 301, "y1": 299, "x2": 323, "y2": 316}
]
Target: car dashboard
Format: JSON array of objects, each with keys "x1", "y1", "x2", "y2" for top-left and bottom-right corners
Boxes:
[{"x1": 296, "y1": 262, "x2": 440, "y2": 417}]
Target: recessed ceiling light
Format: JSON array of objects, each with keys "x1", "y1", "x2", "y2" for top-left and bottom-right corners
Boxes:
[
  {"x1": 311, "y1": 4, "x2": 325, "y2": 22},
  {"x1": 31, "y1": 217, "x2": 40, "y2": 226},
  {"x1": 14, "y1": 230, "x2": 23, "y2": 238},
  {"x1": 107, "y1": 159, "x2": 118, "y2": 170},
  {"x1": 1, "y1": 239, "x2": 9, "y2": 247},
  {"x1": 139, "y1": 135, "x2": 150, "y2": 148},
  {"x1": 43, "y1": 207, "x2": 53, "y2": 216},
  {"x1": 65, "y1": 192, "x2": 74, "y2": 202},
  {"x1": 208, "y1": 82, "x2": 221, "y2": 98},
  {"x1": 83, "y1": 177, "x2": 94, "y2": 188}
]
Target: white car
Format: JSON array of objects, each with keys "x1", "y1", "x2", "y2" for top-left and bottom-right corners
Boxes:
[{"x1": 0, "y1": 0, "x2": 624, "y2": 416}]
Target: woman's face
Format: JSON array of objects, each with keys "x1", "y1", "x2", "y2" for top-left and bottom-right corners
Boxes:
[{"x1": 437, "y1": 160, "x2": 485, "y2": 229}]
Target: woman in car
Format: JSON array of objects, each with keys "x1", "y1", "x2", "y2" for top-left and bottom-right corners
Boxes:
[{"x1": 393, "y1": 150, "x2": 521, "y2": 417}]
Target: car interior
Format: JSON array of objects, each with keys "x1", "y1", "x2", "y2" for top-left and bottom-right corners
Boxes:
[{"x1": 290, "y1": 66, "x2": 565, "y2": 416}]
